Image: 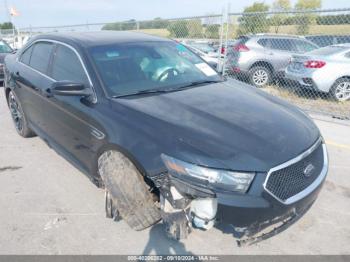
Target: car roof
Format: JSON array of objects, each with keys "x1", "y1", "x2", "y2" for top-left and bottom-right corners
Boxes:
[
  {"x1": 245, "y1": 34, "x2": 303, "y2": 39},
  {"x1": 32, "y1": 31, "x2": 171, "y2": 48},
  {"x1": 333, "y1": 43, "x2": 350, "y2": 48},
  {"x1": 306, "y1": 34, "x2": 349, "y2": 38}
]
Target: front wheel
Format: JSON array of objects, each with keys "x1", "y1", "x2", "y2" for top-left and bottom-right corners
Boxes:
[
  {"x1": 98, "y1": 150, "x2": 161, "y2": 231},
  {"x1": 8, "y1": 91, "x2": 36, "y2": 138},
  {"x1": 249, "y1": 66, "x2": 272, "y2": 88},
  {"x1": 331, "y1": 78, "x2": 350, "y2": 102}
]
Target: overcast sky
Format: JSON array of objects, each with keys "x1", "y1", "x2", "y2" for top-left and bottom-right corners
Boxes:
[{"x1": 1, "y1": 0, "x2": 349, "y2": 28}]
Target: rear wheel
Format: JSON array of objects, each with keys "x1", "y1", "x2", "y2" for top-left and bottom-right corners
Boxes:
[
  {"x1": 331, "y1": 78, "x2": 350, "y2": 102},
  {"x1": 8, "y1": 91, "x2": 36, "y2": 138},
  {"x1": 249, "y1": 66, "x2": 272, "y2": 88},
  {"x1": 98, "y1": 150, "x2": 161, "y2": 230}
]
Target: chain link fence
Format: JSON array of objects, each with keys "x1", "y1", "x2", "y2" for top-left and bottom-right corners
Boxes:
[{"x1": 13, "y1": 8, "x2": 350, "y2": 120}]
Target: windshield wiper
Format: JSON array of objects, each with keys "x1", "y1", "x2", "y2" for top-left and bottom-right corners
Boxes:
[
  {"x1": 112, "y1": 80, "x2": 224, "y2": 98},
  {"x1": 173, "y1": 79, "x2": 224, "y2": 90},
  {"x1": 112, "y1": 88, "x2": 168, "y2": 98}
]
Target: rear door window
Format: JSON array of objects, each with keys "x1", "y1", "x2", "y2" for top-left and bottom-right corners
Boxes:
[
  {"x1": 269, "y1": 39, "x2": 293, "y2": 51},
  {"x1": 20, "y1": 45, "x2": 34, "y2": 65},
  {"x1": 29, "y1": 42, "x2": 54, "y2": 74},
  {"x1": 51, "y1": 44, "x2": 89, "y2": 84}
]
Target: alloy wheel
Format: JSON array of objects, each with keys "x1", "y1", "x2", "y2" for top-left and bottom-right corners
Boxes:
[
  {"x1": 334, "y1": 81, "x2": 350, "y2": 102},
  {"x1": 252, "y1": 69, "x2": 269, "y2": 86},
  {"x1": 9, "y1": 92, "x2": 24, "y2": 133}
]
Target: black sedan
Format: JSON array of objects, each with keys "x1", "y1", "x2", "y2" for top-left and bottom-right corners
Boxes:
[{"x1": 3, "y1": 31, "x2": 328, "y2": 243}]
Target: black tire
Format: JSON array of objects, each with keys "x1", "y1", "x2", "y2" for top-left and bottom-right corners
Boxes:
[
  {"x1": 98, "y1": 150, "x2": 161, "y2": 230},
  {"x1": 248, "y1": 66, "x2": 272, "y2": 88},
  {"x1": 8, "y1": 91, "x2": 36, "y2": 138},
  {"x1": 330, "y1": 78, "x2": 350, "y2": 102}
]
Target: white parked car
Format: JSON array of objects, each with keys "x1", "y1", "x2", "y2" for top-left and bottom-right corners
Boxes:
[{"x1": 285, "y1": 44, "x2": 350, "y2": 101}]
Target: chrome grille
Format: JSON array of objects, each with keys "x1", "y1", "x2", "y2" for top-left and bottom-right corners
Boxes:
[{"x1": 264, "y1": 139, "x2": 327, "y2": 204}]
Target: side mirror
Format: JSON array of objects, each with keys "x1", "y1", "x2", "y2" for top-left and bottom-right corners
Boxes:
[{"x1": 50, "y1": 81, "x2": 92, "y2": 97}]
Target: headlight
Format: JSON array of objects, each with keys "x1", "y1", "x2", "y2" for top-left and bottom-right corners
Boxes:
[{"x1": 161, "y1": 154, "x2": 255, "y2": 193}]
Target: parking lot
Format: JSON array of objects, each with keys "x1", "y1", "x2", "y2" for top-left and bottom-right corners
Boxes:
[{"x1": 0, "y1": 89, "x2": 350, "y2": 255}]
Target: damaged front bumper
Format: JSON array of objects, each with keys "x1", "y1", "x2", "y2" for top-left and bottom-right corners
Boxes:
[
  {"x1": 150, "y1": 147, "x2": 327, "y2": 244},
  {"x1": 150, "y1": 141, "x2": 328, "y2": 244}
]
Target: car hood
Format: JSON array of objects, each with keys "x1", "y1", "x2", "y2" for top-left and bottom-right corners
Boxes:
[{"x1": 116, "y1": 80, "x2": 320, "y2": 172}]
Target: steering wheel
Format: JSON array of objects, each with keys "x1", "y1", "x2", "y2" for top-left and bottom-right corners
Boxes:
[{"x1": 157, "y1": 68, "x2": 180, "y2": 82}]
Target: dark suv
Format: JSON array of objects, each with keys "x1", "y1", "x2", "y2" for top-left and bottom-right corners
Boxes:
[
  {"x1": 226, "y1": 34, "x2": 318, "y2": 87},
  {"x1": 3, "y1": 32, "x2": 328, "y2": 244}
]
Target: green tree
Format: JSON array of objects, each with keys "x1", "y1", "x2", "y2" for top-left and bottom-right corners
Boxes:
[
  {"x1": 152, "y1": 18, "x2": 169, "y2": 29},
  {"x1": 0, "y1": 22, "x2": 14, "y2": 30},
  {"x1": 205, "y1": 24, "x2": 220, "y2": 39},
  {"x1": 237, "y1": 2, "x2": 270, "y2": 35},
  {"x1": 139, "y1": 18, "x2": 169, "y2": 29},
  {"x1": 271, "y1": 0, "x2": 291, "y2": 33},
  {"x1": 102, "y1": 19, "x2": 137, "y2": 31},
  {"x1": 167, "y1": 20, "x2": 189, "y2": 38},
  {"x1": 187, "y1": 19, "x2": 203, "y2": 38},
  {"x1": 295, "y1": 0, "x2": 322, "y2": 34}
]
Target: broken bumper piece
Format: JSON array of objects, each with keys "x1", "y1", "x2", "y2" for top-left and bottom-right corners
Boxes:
[{"x1": 151, "y1": 168, "x2": 325, "y2": 244}]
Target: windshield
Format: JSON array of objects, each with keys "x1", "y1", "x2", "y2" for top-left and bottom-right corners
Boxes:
[
  {"x1": 307, "y1": 45, "x2": 348, "y2": 56},
  {"x1": 0, "y1": 40, "x2": 13, "y2": 53},
  {"x1": 89, "y1": 41, "x2": 221, "y2": 97}
]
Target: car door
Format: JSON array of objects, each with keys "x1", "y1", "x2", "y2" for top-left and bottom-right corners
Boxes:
[
  {"x1": 265, "y1": 38, "x2": 295, "y2": 74},
  {"x1": 14, "y1": 41, "x2": 55, "y2": 133},
  {"x1": 40, "y1": 43, "x2": 100, "y2": 173}
]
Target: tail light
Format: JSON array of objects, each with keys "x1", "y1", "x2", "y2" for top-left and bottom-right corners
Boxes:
[
  {"x1": 234, "y1": 44, "x2": 250, "y2": 52},
  {"x1": 221, "y1": 46, "x2": 225, "y2": 54},
  {"x1": 303, "y1": 60, "x2": 326, "y2": 68}
]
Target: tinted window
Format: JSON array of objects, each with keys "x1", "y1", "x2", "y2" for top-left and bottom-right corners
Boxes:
[
  {"x1": 237, "y1": 36, "x2": 249, "y2": 44},
  {"x1": 336, "y1": 36, "x2": 350, "y2": 44},
  {"x1": 29, "y1": 42, "x2": 54, "y2": 73},
  {"x1": 257, "y1": 38, "x2": 268, "y2": 47},
  {"x1": 269, "y1": 39, "x2": 293, "y2": 51},
  {"x1": 306, "y1": 36, "x2": 335, "y2": 47},
  {"x1": 51, "y1": 45, "x2": 88, "y2": 84},
  {"x1": 294, "y1": 40, "x2": 317, "y2": 53},
  {"x1": 308, "y1": 46, "x2": 348, "y2": 56},
  {"x1": 20, "y1": 46, "x2": 34, "y2": 65}
]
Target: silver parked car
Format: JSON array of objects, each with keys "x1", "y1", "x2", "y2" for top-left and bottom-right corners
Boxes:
[
  {"x1": 226, "y1": 34, "x2": 318, "y2": 87},
  {"x1": 285, "y1": 44, "x2": 350, "y2": 102},
  {"x1": 183, "y1": 44, "x2": 220, "y2": 69}
]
